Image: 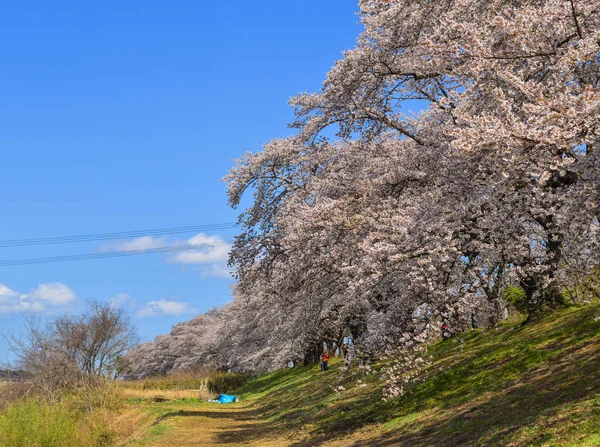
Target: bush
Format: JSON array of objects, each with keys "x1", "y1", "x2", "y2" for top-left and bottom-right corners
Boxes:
[
  {"x1": 124, "y1": 369, "x2": 249, "y2": 395},
  {"x1": 0, "y1": 382, "x2": 32, "y2": 412},
  {"x1": 0, "y1": 382, "x2": 124, "y2": 447},
  {"x1": 207, "y1": 372, "x2": 249, "y2": 395},
  {"x1": 141, "y1": 376, "x2": 206, "y2": 391},
  {"x1": 504, "y1": 286, "x2": 528, "y2": 315},
  {"x1": 63, "y1": 380, "x2": 123, "y2": 413},
  {"x1": 78, "y1": 410, "x2": 118, "y2": 447},
  {"x1": 503, "y1": 285, "x2": 567, "y2": 319},
  {"x1": 0, "y1": 399, "x2": 79, "y2": 447},
  {"x1": 129, "y1": 368, "x2": 215, "y2": 391}
]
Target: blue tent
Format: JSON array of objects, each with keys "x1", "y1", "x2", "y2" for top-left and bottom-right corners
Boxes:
[{"x1": 217, "y1": 394, "x2": 237, "y2": 404}]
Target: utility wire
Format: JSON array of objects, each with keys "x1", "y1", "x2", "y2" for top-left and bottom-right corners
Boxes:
[
  {"x1": 0, "y1": 223, "x2": 237, "y2": 248},
  {"x1": 0, "y1": 242, "x2": 233, "y2": 267},
  {"x1": 9, "y1": 264, "x2": 238, "y2": 283},
  {"x1": 11, "y1": 266, "x2": 198, "y2": 282}
]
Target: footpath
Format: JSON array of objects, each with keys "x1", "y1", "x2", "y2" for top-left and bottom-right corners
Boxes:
[{"x1": 140, "y1": 403, "x2": 293, "y2": 447}]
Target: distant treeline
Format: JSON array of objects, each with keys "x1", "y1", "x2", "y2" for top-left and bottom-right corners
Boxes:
[{"x1": 0, "y1": 369, "x2": 27, "y2": 381}]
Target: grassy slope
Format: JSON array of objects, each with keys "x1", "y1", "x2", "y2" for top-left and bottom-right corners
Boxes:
[
  {"x1": 234, "y1": 304, "x2": 600, "y2": 446},
  {"x1": 127, "y1": 304, "x2": 600, "y2": 446}
]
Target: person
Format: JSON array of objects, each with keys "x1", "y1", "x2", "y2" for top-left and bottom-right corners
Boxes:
[
  {"x1": 471, "y1": 311, "x2": 479, "y2": 329},
  {"x1": 341, "y1": 343, "x2": 349, "y2": 359},
  {"x1": 320, "y1": 351, "x2": 330, "y2": 372},
  {"x1": 441, "y1": 322, "x2": 450, "y2": 340}
]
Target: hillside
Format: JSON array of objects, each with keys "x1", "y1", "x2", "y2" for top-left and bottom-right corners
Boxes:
[{"x1": 127, "y1": 304, "x2": 600, "y2": 447}]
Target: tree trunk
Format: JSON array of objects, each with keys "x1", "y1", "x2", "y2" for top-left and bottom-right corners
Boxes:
[{"x1": 521, "y1": 278, "x2": 541, "y2": 323}]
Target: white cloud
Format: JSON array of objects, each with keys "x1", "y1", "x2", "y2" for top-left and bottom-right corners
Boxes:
[
  {"x1": 98, "y1": 232, "x2": 234, "y2": 279},
  {"x1": 0, "y1": 282, "x2": 76, "y2": 313},
  {"x1": 29, "y1": 283, "x2": 76, "y2": 305},
  {"x1": 169, "y1": 233, "x2": 230, "y2": 264},
  {"x1": 168, "y1": 233, "x2": 233, "y2": 278},
  {"x1": 135, "y1": 299, "x2": 197, "y2": 318},
  {"x1": 108, "y1": 293, "x2": 131, "y2": 308},
  {"x1": 0, "y1": 285, "x2": 20, "y2": 303},
  {"x1": 199, "y1": 264, "x2": 234, "y2": 279},
  {"x1": 100, "y1": 236, "x2": 168, "y2": 252}
]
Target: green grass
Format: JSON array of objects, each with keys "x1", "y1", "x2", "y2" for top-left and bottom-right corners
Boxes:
[
  {"x1": 136, "y1": 422, "x2": 172, "y2": 443},
  {"x1": 0, "y1": 399, "x2": 80, "y2": 447},
  {"x1": 122, "y1": 399, "x2": 212, "y2": 446},
  {"x1": 233, "y1": 304, "x2": 600, "y2": 446}
]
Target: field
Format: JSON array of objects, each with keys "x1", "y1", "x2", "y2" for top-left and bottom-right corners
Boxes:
[
  {"x1": 115, "y1": 303, "x2": 600, "y2": 446},
  {"x1": 1, "y1": 304, "x2": 598, "y2": 446}
]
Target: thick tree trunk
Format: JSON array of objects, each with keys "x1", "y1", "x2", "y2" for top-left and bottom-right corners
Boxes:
[{"x1": 521, "y1": 278, "x2": 541, "y2": 323}]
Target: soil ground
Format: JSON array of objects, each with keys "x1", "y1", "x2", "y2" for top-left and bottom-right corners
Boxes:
[{"x1": 138, "y1": 402, "x2": 294, "y2": 447}]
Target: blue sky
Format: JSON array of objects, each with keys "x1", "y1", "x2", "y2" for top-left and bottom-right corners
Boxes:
[{"x1": 0, "y1": 1, "x2": 362, "y2": 359}]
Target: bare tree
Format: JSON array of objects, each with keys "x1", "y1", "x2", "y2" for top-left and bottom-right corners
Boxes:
[
  {"x1": 4, "y1": 301, "x2": 138, "y2": 399},
  {"x1": 53, "y1": 301, "x2": 138, "y2": 378}
]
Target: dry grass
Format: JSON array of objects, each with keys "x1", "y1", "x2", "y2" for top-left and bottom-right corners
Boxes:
[
  {"x1": 130, "y1": 403, "x2": 294, "y2": 447},
  {"x1": 108, "y1": 406, "x2": 162, "y2": 446},
  {"x1": 119, "y1": 387, "x2": 212, "y2": 402},
  {"x1": 0, "y1": 381, "x2": 32, "y2": 411}
]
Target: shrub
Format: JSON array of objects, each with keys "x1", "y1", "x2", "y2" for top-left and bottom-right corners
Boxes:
[
  {"x1": 131, "y1": 367, "x2": 215, "y2": 391},
  {"x1": 78, "y1": 410, "x2": 118, "y2": 447},
  {"x1": 206, "y1": 372, "x2": 249, "y2": 395},
  {"x1": 0, "y1": 381, "x2": 123, "y2": 447},
  {"x1": 0, "y1": 382, "x2": 32, "y2": 412},
  {"x1": 503, "y1": 286, "x2": 528, "y2": 315},
  {"x1": 124, "y1": 369, "x2": 249, "y2": 396},
  {"x1": 0, "y1": 399, "x2": 79, "y2": 447},
  {"x1": 63, "y1": 380, "x2": 123, "y2": 413},
  {"x1": 141, "y1": 376, "x2": 206, "y2": 391},
  {"x1": 503, "y1": 285, "x2": 567, "y2": 319}
]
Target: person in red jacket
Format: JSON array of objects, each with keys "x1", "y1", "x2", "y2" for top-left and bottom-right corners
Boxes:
[
  {"x1": 320, "y1": 351, "x2": 330, "y2": 372},
  {"x1": 441, "y1": 323, "x2": 450, "y2": 340}
]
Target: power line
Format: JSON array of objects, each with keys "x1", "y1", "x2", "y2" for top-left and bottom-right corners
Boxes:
[
  {"x1": 10, "y1": 266, "x2": 198, "y2": 282},
  {"x1": 0, "y1": 223, "x2": 237, "y2": 248},
  {"x1": 0, "y1": 242, "x2": 233, "y2": 267},
  {"x1": 8, "y1": 265, "x2": 237, "y2": 283}
]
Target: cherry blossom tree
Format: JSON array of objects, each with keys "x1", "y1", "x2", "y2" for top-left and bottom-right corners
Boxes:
[
  {"x1": 223, "y1": 0, "x2": 600, "y2": 372},
  {"x1": 127, "y1": 1, "x2": 600, "y2": 382},
  {"x1": 124, "y1": 307, "x2": 227, "y2": 379},
  {"x1": 289, "y1": 0, "x2": 600, "y2": 318}
]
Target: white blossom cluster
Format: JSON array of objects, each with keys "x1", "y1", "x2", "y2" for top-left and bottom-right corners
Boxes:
[{"x1": 126, "y1": 1, "x2": 600, "y2": 386}]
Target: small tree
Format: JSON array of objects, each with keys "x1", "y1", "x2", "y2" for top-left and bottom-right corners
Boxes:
[
  {"x1": 4, "y1": 301, "x2": 138, "y2": 399},
  {"x1": 53, "y1": 301, "x2": 138, "y2": 378}
]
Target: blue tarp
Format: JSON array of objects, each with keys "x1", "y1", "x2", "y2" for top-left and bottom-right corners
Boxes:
[{"x1": 217, "y1": 394, "x2": 237, "y2": 404}]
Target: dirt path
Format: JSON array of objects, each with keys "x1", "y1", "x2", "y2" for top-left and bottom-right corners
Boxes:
[{"x1": 141, "y1": 403, "x2": 295, "y2": 447}]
